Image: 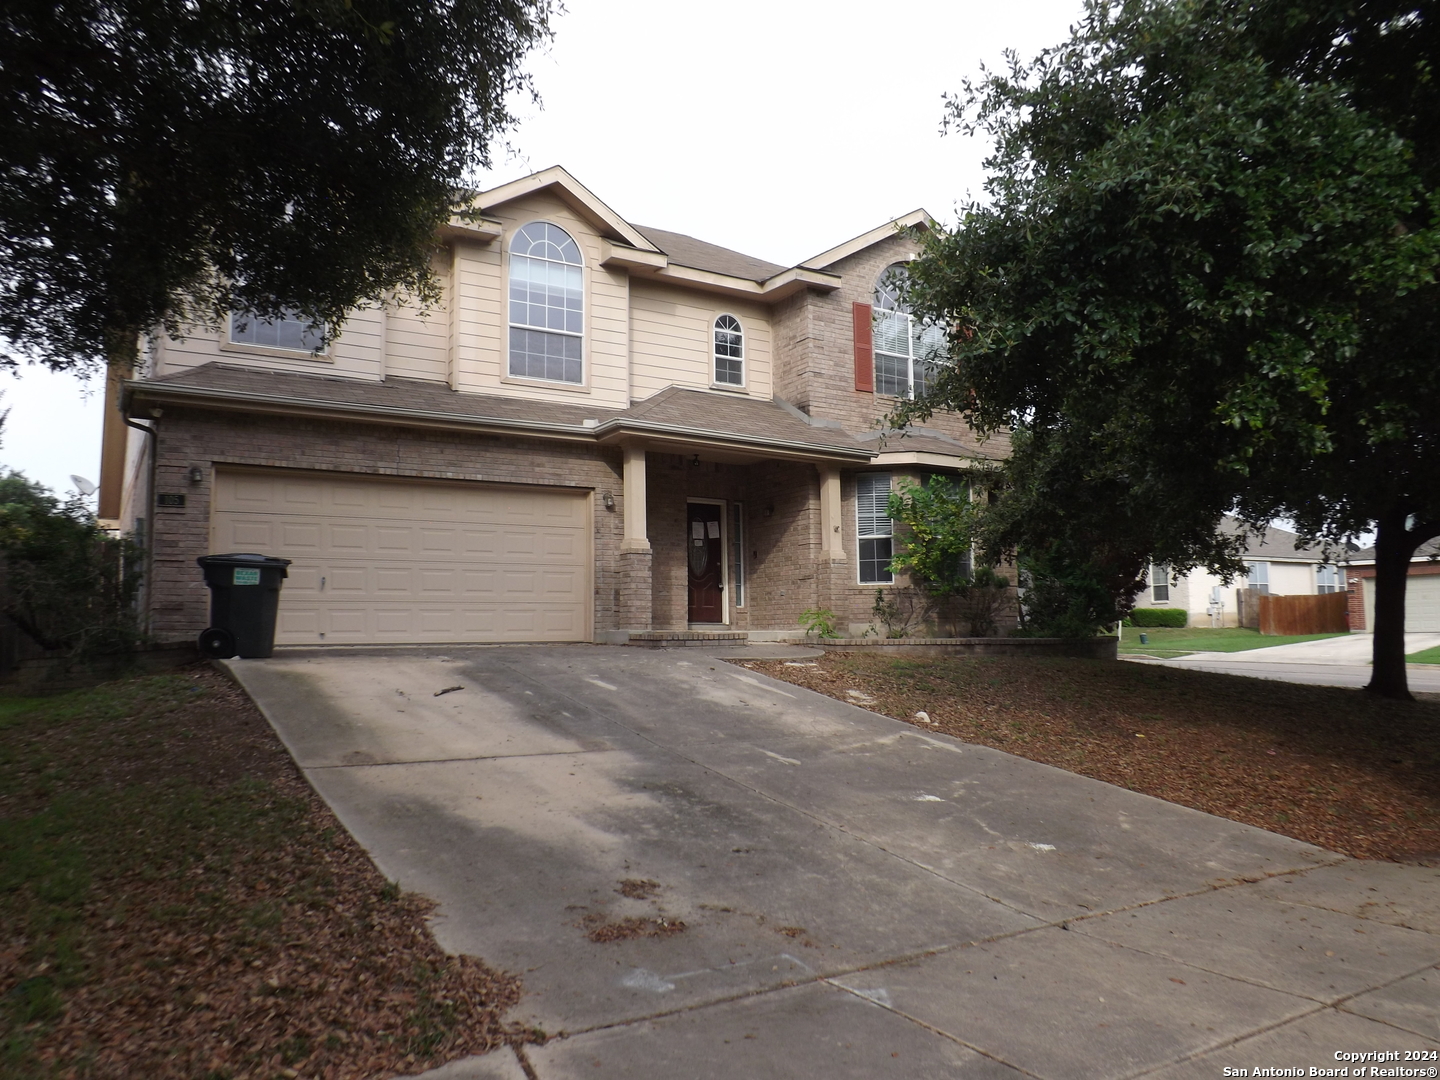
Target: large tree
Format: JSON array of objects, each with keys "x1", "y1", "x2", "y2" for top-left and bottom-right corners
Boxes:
[
  {"x1": 898, "y1": 0, "x2": 1439, "y2": 698},
  {"x1": 0, "y1": 0, "x2": 553, "y2": 372}
]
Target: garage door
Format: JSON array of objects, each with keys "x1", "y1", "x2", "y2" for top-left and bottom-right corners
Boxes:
[
  {"x1": 212, "y1": 469, "x2": 591, "y2": 644},
  {"x1": 1361, "y1": 573, "x2": 1440, "y2": 632}
]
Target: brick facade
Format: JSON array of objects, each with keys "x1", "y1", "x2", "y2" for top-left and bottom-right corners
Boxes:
[
  {"x1": 146, "y1": 408, "x2": 626, "y2": 642},
  {"x1": 1344, "y1": 561, "x2": 1440, "y2": 631},
  {"x1": 122, "y1": 181, "x2": 1011, "y2": 645}
]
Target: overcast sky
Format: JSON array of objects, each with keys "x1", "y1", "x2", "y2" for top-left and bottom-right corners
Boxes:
[{"x1": 0, "y1": 0, "x2": 1089, "y2": 499}]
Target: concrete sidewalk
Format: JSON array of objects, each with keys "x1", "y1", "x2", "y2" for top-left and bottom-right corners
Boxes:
[
  {"x1": 224, "y1": 646, "x2": 1440, "y2": 1079},
  {"x1": 1128, "y1": 630, "x2": 1440, "y2": 692}
]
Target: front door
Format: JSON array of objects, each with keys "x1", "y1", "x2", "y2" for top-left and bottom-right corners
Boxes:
[{"x1": 687, "y1": 502, "x2": 724, "y2": 623}]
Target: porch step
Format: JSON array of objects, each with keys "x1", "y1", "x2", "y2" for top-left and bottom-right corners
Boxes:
[{"x1": 626, "y1": 630, "x2": 749, "y2": 648}]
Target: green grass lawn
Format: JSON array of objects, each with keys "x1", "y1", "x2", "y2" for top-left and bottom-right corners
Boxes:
[
  {"x1": 1118, "y1": 626, "x2": 1348, "y2": 658},
  {"x1": 1407, "y1": 645, "x2": 1440, "y2": 665}
]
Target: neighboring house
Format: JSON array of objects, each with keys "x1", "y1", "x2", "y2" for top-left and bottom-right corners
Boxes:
[
  {"x1": 98, "y1": 167, "x2": 1003, "y2": 646},
  {"x1": 1136, "y1": 517, "x2": 1345, "y2": 627},
  {"x1": 1343, "y1": 537, "x2": 1440, "y2": 633}
]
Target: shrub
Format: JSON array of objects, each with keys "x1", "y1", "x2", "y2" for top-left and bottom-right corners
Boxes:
[
  {"x1": 1129, "y1": 608, "x2": 1187, "y2": 628},
  {"x1": 0, "y1": 472, "x2": 146, "y2": 657}
]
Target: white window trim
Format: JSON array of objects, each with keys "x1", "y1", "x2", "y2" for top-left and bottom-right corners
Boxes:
[
  {"x1": 506, "y1": 219, "x2": 587, "y2": 388},
  {"x1": 873, "y1": 265, "x2": 938, "y2": 400},
  {"x1": 856, "y1": 473, "x2": 895, "y2": 585},
  {"x1": 1150, "y1": 563, "x2": 1171, "y2": 604},
  {"x1": 711, "y1": 313, "x2": 746, "y2": 390},
  {"x1": 221, "y1": 312, "x2": 332, "y2": 362}
]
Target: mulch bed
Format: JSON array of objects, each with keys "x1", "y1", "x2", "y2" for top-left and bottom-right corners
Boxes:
[
  {"x1": 737, "y1": 654, "x2": 1440, "y2": 864},
  {"x1": 0, "y1": 668, "x2": 527, "y2": 1079}
]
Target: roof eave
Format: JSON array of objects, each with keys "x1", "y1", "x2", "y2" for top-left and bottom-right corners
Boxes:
[
  {"x1": 124, "y1": 381, "x2": 602, "y2": 445},
  {"x1": 594, "y1": 418, "x2": 874, "y2": 463}
]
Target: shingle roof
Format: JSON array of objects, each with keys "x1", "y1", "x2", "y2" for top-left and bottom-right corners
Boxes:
[
  {"x1": 139, "y1": 363, "x2": 618, "y2": 429},
  {"x1": 1347, "y1": 536, "x2": 1440, "y2": 564},
  {"x1": 1219, "y1": 517, "x2": 1339, "y2": 562},
  {"x1": 855, "y1": 426, "x2": 1007, "y2": 462},
  {"x1": 132, "y1": 364, "x2": 874, "y2": 459},
  {"x1": 608, "y1": 386, "x2": 870, "y2": 455},
  {"x1": 631, "y1": 225, "x2": 787, "y2": 283}
]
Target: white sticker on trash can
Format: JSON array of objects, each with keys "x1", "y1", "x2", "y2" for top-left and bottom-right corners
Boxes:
[{"x1": 232, "y1": 568, "x2": 261, "y2": 585}]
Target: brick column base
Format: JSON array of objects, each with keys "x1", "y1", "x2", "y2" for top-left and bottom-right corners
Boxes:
[{"x1": 619, "y1": 549, "x2": 653, "y2": 631}]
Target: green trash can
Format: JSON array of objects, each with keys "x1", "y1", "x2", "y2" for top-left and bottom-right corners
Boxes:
[{"x1": 196, "y1": 553, "x2": 292, "y2": 659}]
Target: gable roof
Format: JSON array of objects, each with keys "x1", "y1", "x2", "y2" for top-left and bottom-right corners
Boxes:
[
  {"x1": 631, "y1": 226, "x2": 786, "y2": 283},
  {"x1": 1219, "y1": 517, "x2": 1340, "y2": 563},
  {"x1": 802, "y1": 209, "x2": 933, "y2": 270},
  {"x1": 471, "y1": 166, "x2": 659, "y2": 253}
]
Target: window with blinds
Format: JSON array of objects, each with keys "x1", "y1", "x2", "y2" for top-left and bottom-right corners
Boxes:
[
  {"x1": 856, "y1": 473, "x2": 894, "y2": 584},
  {"x1": 1151, "y1": 563, "x2": 1170, "y2": 603},
  {"x1": 873, "y1": 265, "x2": 944, "y2": 397}
]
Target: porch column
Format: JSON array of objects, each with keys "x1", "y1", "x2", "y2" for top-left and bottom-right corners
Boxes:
[
  {"x1": 619, "y1": 444, "x2": 652, "y2": 630},
  {"x1": 819, "y1": 465, "x2": 845, "y2": 561}
]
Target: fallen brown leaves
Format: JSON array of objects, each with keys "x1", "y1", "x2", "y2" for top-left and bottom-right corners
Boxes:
[
  {"x1": 0, "y1": 668, "x2": 525, "y2": 1079},
  {"x1": 578, "y1": 914, "x2": 687, "y2": 943},
  {"x1": 739, "y1": 654, "x2": 1440, "y2": 864}
]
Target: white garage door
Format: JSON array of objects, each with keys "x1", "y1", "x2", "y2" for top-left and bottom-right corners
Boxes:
[
  {"x1": 1361, "y1": 573, "x2": 1440, "y2": 633},
  {"x1": 212, "y1": 469, "x2": 591, "y2": 644}
]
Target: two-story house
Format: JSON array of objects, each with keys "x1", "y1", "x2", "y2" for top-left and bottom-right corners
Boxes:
[{"x1": 98, "y1": 167, "x2": 1003, "y2": 647}]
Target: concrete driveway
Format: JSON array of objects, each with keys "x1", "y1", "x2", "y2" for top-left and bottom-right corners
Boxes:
[
  {"x1": 224, "y1": 645, "x2": 1440, "y2": 1079},
  {"x1": 1134, "y1": 632, "x2": 1440, "y2": 693}
]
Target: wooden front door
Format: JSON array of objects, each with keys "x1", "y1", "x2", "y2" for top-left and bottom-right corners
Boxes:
[{"x1": 687, "y1": 502, "x2": 724, "y2": 623}]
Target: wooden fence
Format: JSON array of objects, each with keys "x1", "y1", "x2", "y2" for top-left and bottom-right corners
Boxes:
[{"x1": 1258, "y1": 591, "x2": 1349, "y2": 636}]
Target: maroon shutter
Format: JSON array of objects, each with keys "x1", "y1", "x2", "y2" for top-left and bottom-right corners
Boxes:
[{"x1": 852, "y1": 301, "x2": 874, "y2": 392}]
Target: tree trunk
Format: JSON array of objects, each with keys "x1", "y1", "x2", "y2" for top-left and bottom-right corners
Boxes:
[{"x1": 1366, "y1": 508, "x2": 1420, "y2": 700}]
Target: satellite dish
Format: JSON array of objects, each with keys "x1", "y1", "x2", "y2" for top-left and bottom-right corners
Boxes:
[{"x1": 70, "y1": 475, "x2": 97, "y2": 496}]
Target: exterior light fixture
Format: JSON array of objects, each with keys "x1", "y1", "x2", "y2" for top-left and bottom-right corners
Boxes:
[
  {"x1": 764, "y1": 504, "x2": 775, "y2": 518},
  {"x1": 602, "y1": 492, "x2": 616, "y2": 510},
  {"x1": 689, "y1": 454, "x2": 701, "y2": 468},
  {"x1": 187, "y1": 466, "x2": 205, "y2": 483}
]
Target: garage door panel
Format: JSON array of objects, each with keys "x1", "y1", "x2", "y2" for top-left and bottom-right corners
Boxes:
[{"x1": 213, "y1": 469, "x2": 589, "y2": 644}]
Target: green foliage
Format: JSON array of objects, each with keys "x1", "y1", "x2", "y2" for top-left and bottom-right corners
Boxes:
[
  {"x1": 1017, "y1": 550, "x2": 1123, "y2": 639},
  {"x1": 887, "y1": 476, "x2": 980, "y2": 597},
  {"x1": 0, "y1": 470, "x2": 146, "y2": 655},
  {"x1": 894, "y1": 0, "x2": 1440, "y2": 691},
  {"x1": 1129, "y1": 608, "x2": 1188, "y2": 628},
  {"x1": 0, "y1": 0, "x2": 555, "y2": 371},
  {"x1": 885, "y1": 476, "x2": 1014, "y2": 636},
  {"x1": 798, "y1": 608, "x2": 841, "y2": 639}
]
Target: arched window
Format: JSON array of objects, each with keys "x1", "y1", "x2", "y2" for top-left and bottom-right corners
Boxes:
[
  {"x1": 509, "y1": 222, "x2": 583, "y2": 384},
  {"x1": 873, "y1": 264, "x2": 944, "y2": 397},
  {"x1": 713, "y1": 314, "x2": 744, "y2": 386}
]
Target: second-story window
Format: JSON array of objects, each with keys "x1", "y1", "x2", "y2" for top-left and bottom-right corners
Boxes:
[
  {"x1": 873, "y1": 265, "x2": 944, "y2": 398},
  {"x1": 509, "y1": 222, "x2": 583, "y2": 384},
  {"x1": 714, "y1": 314, "x2": 744, "y2": 386},
  {"x1": 229, "y1": 310, "x2": 325, "y2": 353}
]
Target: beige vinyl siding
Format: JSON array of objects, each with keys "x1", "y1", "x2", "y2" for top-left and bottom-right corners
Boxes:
[
  {"x1": 450, "y1": 192, "x2": 630, "y2": 409},
  {"x1": 383, "y1": 252, "x2": 450, "y2": 383},
  {"x1": 154, "y1": 307, "x2": 386, "y2": 382},
  {"x1": 211, "y1": 468, "x2": 592, "y2": 644},
  {"x1": 1268, "y1": 561, "x2": 1317, "y2": 596},
  {"x1": 629, "y1": 282, "x2": 773, "y2": 401}
]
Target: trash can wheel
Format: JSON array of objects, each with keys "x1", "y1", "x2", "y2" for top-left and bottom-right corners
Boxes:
[{"x1": 198, "y1": 626, "x2": 237, "y2": 659}]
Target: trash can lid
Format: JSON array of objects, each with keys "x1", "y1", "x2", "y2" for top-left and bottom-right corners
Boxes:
[{"x1": 196, "y1": 552, "x2": 294, "y2": 568}]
